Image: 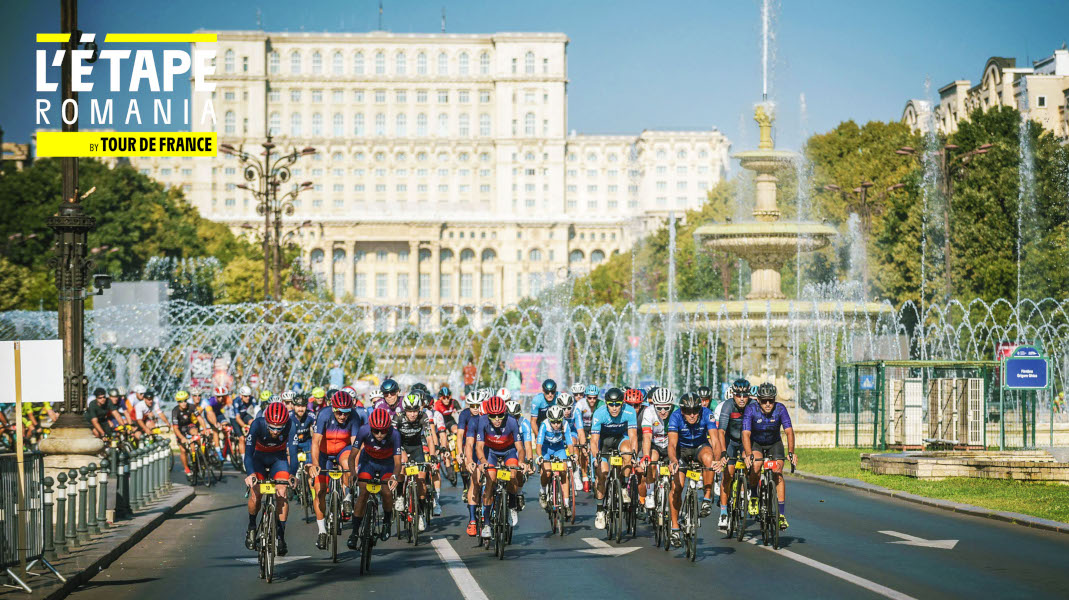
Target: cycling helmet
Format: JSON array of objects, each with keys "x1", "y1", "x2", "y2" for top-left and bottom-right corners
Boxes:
[
  {"x1": 649, "y1": 387, "x2": 675, "y2": 406},
  {"x1": 421, "y1": 391, "x2": 435, "y2": 408},
  {"x1": 506, "y1": 400, "x2": 522, "y2": 417},
  {"x1": 623, "y1": 388, "x2": 643, "y2": 406},
  {"x1": 402, "y1": 393, "x2": 422, "y2": 410},
  {"x1": 281, "y1": 390, "x2": 296, "y2": 402},
  {"x1": 604, "y1": 387, "x2": 624, "y2": 404},
  {"x1": 381, "y1": 379, "x2": 399, "y2": 394},
  {"x1": 546, "y1": 406, "x2": 565, "y2": 422},
  {"x1": 264, "y1": 402, "x2": 289, "y2": 426},
  {"x1": 466, "y1": 392, "x2": 481, "y2": 406},
  {"x1": 496, "y1": 387, "x2": 512, "y2": 401},
  {"x1": 439, "y1": 385, "x2": 452, "y2": 397},
  {"x1": 175, "y1": 390, "x2": 190, "y2": 402},
  {"x1": 732, "y1": 378, "x2": 751, "y2": 395},
  {"x1": 585, "y1": 384, "x2": 600, "y2": 397},
  {"x1": 341, "y1": 385, "x2": 357, "y2": 398},
  {"x1": 108, "y1": 388, "x2": 120, "y2": 397},
  {"x1": 556, "y1": 392, "x2": 574, "y2": 408},
  {"x1": 750, "y1": 385, "x2": 760, "y2": 396},
  {"x1": 541, "y1": 379, "x2": 557, "y2": 394},
  {"x1": 311, "y1": 387, "x2": 326, "y2": 399},
  {"x1": 191, "y1": 387, "x2": 203, "y2": 396},
  {"x1": 368, "y1": 389, "x2": 384, "y2": 402},
  {"x1": 259, "y1": 390, "x2": 272, "y2": 402},
  {"x1": 144, "y1": 389, "x2": 156, "y2": 398},
  {"x1": 410, "y1": 382, "x2": 429, "y2": 395},
  {"x1": 269, "y1": 395, "x2": 283, "y2": 404},
  {"x1": 214, "y1": 385, "x2": 230, "y2": 396},
  {"x1": 679, "y1": 393, "x2": 701, "y2": 410},
  {"x1": 238, "y1": 385, "x2": 252, "y2": 396},
  {"x1": 331, "y1": 390, "x2": 354, "y2": 411},
  {"x1": 696, "y1": 385, "x2": 713, "y2": 400},
  {"x1": 570, "y1": 382, "x2": 585, "y2": 395},
  {"x1": 368, "y1": 407, "x2": 391, "y2": 430},
  {"x1": 756, "y1": 382, "x2": 777, "y2": 400},
  {"x1": 485, "y1": 396, "x2": 507, "y2": 416},
  {"x1": 133, "y1": 385, "x2": 146, "y2": 394}
]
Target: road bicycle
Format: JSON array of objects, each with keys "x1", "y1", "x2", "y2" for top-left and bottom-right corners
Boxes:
[
  {"x1": 756, "y1": 455, "x2": 794, "y2": 550},
  {"x1": 322, "y1": 468, "x2": 347, "y2": 562},
  {"x1": 649, "y1": 460, "x2": 673, "y2": 549},
  {"x1": 356, "y1": 476, "x2": 388, "y2": 575},
  {"x1": 254, "y1": 478, "x2": 289, "y2": 583},
  {"x1": 482, "y1": 464, "x2": 523, "y2": 559},
  {"x1": 599, "y1": 449, "x2": 636, "y2": 544},
  {"x1": 678, "y1": 462, "x2": 716, "y2": 561},
  {"x1": 543, "y1": 458, "x2": 575, "y2": 535},
  {"x1": 440, "y1": 433, "x2": 460, "y2": 486},
  {"x1": 398, "y1": 460, "x2": 436, "y2": 546},
  {"x1": 726, "y1": 458, "x2": 748, "y2": 541},
  {"x1": 292, "y1": 451, "x2": 313, "y2": 523}
]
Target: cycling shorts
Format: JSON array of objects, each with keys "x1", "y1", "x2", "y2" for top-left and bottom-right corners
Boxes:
[
  {"x1": 597, "y1": 433, "x2": 625, "y2": 459},
  {"x1": 752, "y1": 439, "x2": 786, "y2": 460},
  {"x1": 541, "y1": 448, "x2": 569, "y2": 461},
  {"x1": 252, "y1": 451, "x2": 290, "y2": 481},
  {"x1": 442, "y1": 414, "x2": 457, "y2": 429},
  {"x1": 678, "y1": 443, "x2": 709, "y2": 464},
  {"x1": 726, "y1": 439, "x2": 743, "y2": 460},
  {"x1": 650, "y1": 442, "x2": 669, "y2": 459},
  {"x1": 485, "y1": 447, "x2": 519, "y2": 468},
  {"x1": 402, "y1": 444, "x2": 426, "y2": 463},
  {"x1": 316, "y1": 445, "x2": 354, "y2": 470},
  {"x1": 357, "y1": 453, "x2": 395, "y2": 481}
]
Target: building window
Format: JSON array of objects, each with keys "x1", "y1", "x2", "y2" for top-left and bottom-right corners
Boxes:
[
  {"x1": 224, "y1": 111, "x2": 235, "y2": 134},
  {"x1": 438, "y1": 113, "x2": 449, "y2": 136},
  {"x1": 439, "y1": 273, "x2": 452, "y2": 298},
  {"x1": 459, "y1": 114, "x2": 470, "y2": 137},
  {"x1": 224, "y1": 49, "x2": 235, "y2": 73},
  {"x1": 312, "y1": 51, "x2": 322, "y2": 74},
  {"x1": 395, "y1": 51, "x2": 406, "y2": 74},
  {"x1": 480, "y1": 52, "x2": 490, "y2": 74},
  {"x1": 397, "y1": 273, "x2": 409, "y2": 298},
  {"x1": 375, "y1": 273, "x2": 388, "y2": 298},
  {"x1": 460, "y1": 273, "x2": 473, "y2": 298},
  {"x1": 417, "y1": 113, "x2": 428, "y2": 136},
  {"x1": 479, "y1": 114, "x2": 491, "y2": 136},
  {"x1": 591, "y1": 250, "x2": 605, "y2": 264},
  {"x1": 419, "y1": 273, "x2": 430, "y2": 298},
  {"x1": 543, "y1": 57, "x2": 549, "y2": 73},
  {"x1": 438, "y1": 90, "x2": 449, "y2": 103},
  {"x1": 375, "y1": 51, "x2": 385, "y2": 74},
  {"x1": 268, "y1": 88, "x2": 280, "y2": 102},
  {"x1": 354, "y1": 113, "x2": 365, "y2": 136},
  {"x1": 332, "y1": 113, "x2": 344, "y2": 137},
  {"x1": 529, "y1": 272, "x2": 541, "y2": 295},
  {"x1": 311, "y1": 113, "x2": 323, "y2": 136},
  {"x1": 269, "y1": 51, "x2": 280, "y2": 74},
  {"x1": 331, "y1": 51, "x2": 343, "y2": 75},
  {"x1": 290, "y1": 113, "x2": 302, "y2": 136},
  {"x1": 375, "y1": 113, "x2": 386, "y2": 136},
  {"x1": 459, "y1": 52, "x2": 469, "y2": 75},
  {"x1": 1037, "y1": 95, "x2": 1047, "y2": 108},
  {"x1": 396, "y1": 113, "x2": 407, "y2": 136},
  {"x1": 417, "y1": 52, "x2": 427, "y2": 74},
  {"x1": 332, "y1": 89, "x2": 344, "y2": 103},
  {"x1": 437, "y1": 52, "x2": 448, "y2": 75},
  {"x1": 525, "y1": 51, "x2": 534, "y2": 74},
  {"x1": 529, "y1": 248, "x2": 542, "y2": 261},
  {"x1": 481, "y1": 273, "x2": 494, "y2": 299},
  {"x1": 353, "y1": 51, "x2": 364, "y2": 74},
  {"x1": 354, "y1": 273, "x2": 367, "y2": 297},
  {"x1": 524, "y1": 112, "x2": 535, "y2": 136},
  {"x1": 396, "y1": 90, "x2": 407, "y2": 103},
  {"x1": 375, "y1": 89, "x2": 386, "y2": 103},
  {"x1": 458, "y1": 90, "x2": 470, "y2": 103},
  {"x1": 290, "y1": 50, "x2": 301, "y2": 74},
  {"x1": 511, "y1": 57, "x2": 517, "y2": 73}
]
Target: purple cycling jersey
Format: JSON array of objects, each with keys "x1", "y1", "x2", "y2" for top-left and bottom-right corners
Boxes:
[
  {"x1": 474, "y1": 414, "x2": 519, "y2": 452},
  {"x1": 741, "y1": 402, "x2": 793, "y2": 446},
  {"x1": 373, "y1": 399, "x2": 402, "y2": 419}
]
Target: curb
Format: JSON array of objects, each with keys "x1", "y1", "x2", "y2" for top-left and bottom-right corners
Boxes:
[
  {"x1": 39, "y1": 485, "x2": 196, "y2": 600},
  {"x1": 789, "y1": 470, "x2": 1069, "y2": 535}
]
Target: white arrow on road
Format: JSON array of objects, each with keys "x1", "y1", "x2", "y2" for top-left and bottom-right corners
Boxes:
[
  {"x1": 577, "y1": 537, "x2": 641, "y2": 556},
  {"x1": 235, "y1": 555, "x2": 312, "y2": 565},
  {"x1": 879, "y1": 530, "x2": 958, "y2": 549}
]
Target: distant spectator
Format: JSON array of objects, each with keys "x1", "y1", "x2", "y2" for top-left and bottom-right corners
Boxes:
[
  {"x1": 328, "y1": 362, "x2": 345, "y2": 389},
  {"x1": 463, "y1": 358, "x2": 477, "y2": 395},
  {"x1": 505, "y1": 361, "x2": 522, "y2": 398}
]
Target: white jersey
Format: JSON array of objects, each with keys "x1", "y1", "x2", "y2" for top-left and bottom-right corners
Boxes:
[
  {"x1": 425, "y1": 408, "x2": 445, "y2": 435},
  {"x1": 133, "y1": 400, "x2": 164, "y2": 421},
  {"x1": 640, "y1": 405, "x2": 669, "y2": 448}
]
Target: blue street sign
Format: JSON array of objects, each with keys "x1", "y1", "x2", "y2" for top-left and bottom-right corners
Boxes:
[
  {"x1": 626, "y1": 348, "x2": 640, "y2": 374},
  {"x1": 859, "y1": 374, "x2": 876, "y2": 390},
  {"x1": 1003, "y1": 345, "x2": 1049, "y2": 389}
]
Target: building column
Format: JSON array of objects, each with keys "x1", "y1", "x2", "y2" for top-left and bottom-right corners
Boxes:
[
  {"x1": 408, "y1": 240, "x2": 419, "y2": 326},
  {"x1": 431, "y1": 241, "x2": 441, "y2": 329}
]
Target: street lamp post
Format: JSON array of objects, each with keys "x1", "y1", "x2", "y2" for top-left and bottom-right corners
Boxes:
[
  {"x1": 821, "y1": 181, "x2": 904, "y2": 295},
  {"x1": 220, "y1": 136, "x2": 315, "y2": 301},
  {"x1": 896, "y1": 142, "x2": 992, "y2": 301}
]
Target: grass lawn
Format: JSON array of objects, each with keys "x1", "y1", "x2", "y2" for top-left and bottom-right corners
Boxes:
[{"x1": 795, "y1": 448, "x2": 1069, "y2": 524}]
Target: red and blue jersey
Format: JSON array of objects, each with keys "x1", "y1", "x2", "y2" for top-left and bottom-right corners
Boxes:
[
  {"x1": 355, "y1": 423, "x2": 401, "y2": 460},
  {"x1": 474, "y1": 414, "x2": 520, "y2": 452},
  {"x1": 243, "y1": 416, "x2": 292, "y2": 472},
  {"x1": 314, "y1": 408, "x2": 361, "y2": 456}
]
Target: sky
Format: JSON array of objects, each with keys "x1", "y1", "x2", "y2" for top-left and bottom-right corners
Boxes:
[{"x1": 2, "y1": 0, "x2": 1068, "y2": 152}]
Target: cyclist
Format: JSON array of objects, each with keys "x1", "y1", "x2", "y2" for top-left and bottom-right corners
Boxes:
[
  {"x1": 667, "y1": 393, "x2": 722, "y2": 546},
  {"x1": 641, "y1": 387, "x2": 674, "y2": 509},
  {"x1": 528, "y1": 379, "x2": 558, "y2": 433},
  {"x1": 86, "y1": 387, "x2": 122, "y2": 438},
  {"x1": 289, "y1": 394, "x2": 316, "y2": 479},
  {"x1": 171, "y1": 391, "x2": 203, "y2": 477},
  {"x1": 435, "y1": 385, "x2": 460, "y2": 476},
  {"x1": 457, "y1": 392, "x2": 484, "y2": 535},
  {"x1": 308, "y1": 387, "x2": 328, "y2": 415},
  {"x1": 416, "y1": 390, "x2": 446, "y2": 516},
  {"x1": 591, "y1": 387, "x2": 638, "y2": 530},
  {"x1": 507, "y1": 398, "x2": 532, "y2": 510},
  {"x1": 696, "y1": 385, "x2": 714, "y2": 409},
  {"x1": 350, "y1": 407, "x2": 402, "y2": 547},
  {"x1": 199, "y1": 385, "x2": 230, "y2": 458},
  {"x1": 623, "y1": 388, "x2": 648, "y2": 507},
  {"x1": 340, "y1": 386, "x2": 367, "y2": 423},
  {"x1": 742, "y1": 382, "x2": 796, "y2": 531},
  {"x1": 474, "y1": 396, "x2": 528, "y2": 537},
  {"x1": 309, "y1": 390, "x2": 362, "y2": 550},
  {"x1": 394, "y1": 393, "x2": 440, "y2": 531},
  {"x1": 243, "y1": 402, "x2": 293, "y2": 556},
  {"x1": 232, "y1": 386, "x2": 256, "y2": 433},
  {"x1": 716, "y1": 378, "x2": 753, "y2": 529},
  {"x1": 535, "y1": 405, "x2": 576, "y2": 516},
  {"x1": 133, "y1": 390, "x2": 170, "y2": 435},
  {"x1": 375, "y1": 379, "x2": 402, "y2": 418},
  {"x1": 555, "y1": 393, "x2": 586, "y2": 492}
]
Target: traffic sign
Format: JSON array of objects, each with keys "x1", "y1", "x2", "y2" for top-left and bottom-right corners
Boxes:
[
  {"x1": 859, "y1": 374, "x2": 876, "y2": 390},
  {"x1": 1001, "y1": 345, "x2": 1048, "y2": 390}
]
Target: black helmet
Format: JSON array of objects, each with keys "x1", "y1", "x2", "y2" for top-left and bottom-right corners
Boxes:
[
  {"x1": 411, "y1": 382, "x2": 429, "y2": 394},
  {"x1": 326, "y1": 388, "x2": 339, "y2": 401},
  {"x1": 93, "y1": 387, "x2": 107, "y2": 397},
  {"x1": 381, "y1": 379, "x2": 399, "y2": 394},
  {"x1": 732, "y1": 378, "x2": 751, "y2": 394},
  {"x1": 144, "y1": 388, "x2": 156, "y2": 398},
  {"x1": 679, "y1": 393, "x2": 701, "y2": 410},
  {"x1": 439, "y1": 385, "x2": 451, "y2": 397},
  {"x1": 756, "y1": 382, "x2": 777, "y2": 400},
  {"x1": 604, "y1": 387, "x2": 624, "y2": 403},
  {"x1": 696, "y1": 385, "x2": 712, "y2": 400},
  {"x1": 542, "y1": 379, "x2": 557, "y2": 394}
]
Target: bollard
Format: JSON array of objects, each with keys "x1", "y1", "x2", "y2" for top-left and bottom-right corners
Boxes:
[
  {"x1": 65, "y1": 469, "x2": 79, "y2": 548},
  {"x1": 55, "y1": 473, "x2": 67, "y2": 553},
  {"x1": 149, "y1": 443, "x2": 159, "y2": 500},
  {"x1": 98, "y1": 458, "x2": 110, "y2": 528},
  {"x1": 77, "y1": 466, "x2": 89, "y2": 543},
  {"x1": 138, "y1": 447, "x2": 148, "y2": 506},
  {"x1": 130, "y1": 449, "x2": 141, "y2": 512},
  {"x1": 87, "y1": 463, "x2": 99, "y2": 534},
  {"x1": 118, "y1": 450, "x2": 131, "y2": 518},
  {"x1": 43, "y1": 476, "x2": 56, "y2": 560},
  {"x1": 107, "y1": 446, "x2": 118, "y2": 479}
]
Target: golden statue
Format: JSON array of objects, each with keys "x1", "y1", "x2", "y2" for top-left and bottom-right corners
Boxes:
[{"x1": 754, "y1": 104, "x2": 774, "y2": 150}]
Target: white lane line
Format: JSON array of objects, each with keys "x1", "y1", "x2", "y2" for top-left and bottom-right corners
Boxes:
[
  {"x1": 746, "y1": 538, "x2": 919, "y2": 600},
  {"x1": 431, "y1": 538, "x2": 490, "y2": 600}
]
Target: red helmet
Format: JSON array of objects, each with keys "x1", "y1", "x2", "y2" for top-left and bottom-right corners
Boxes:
[
  {"x1": 484, "y1": 396, "x2": 506, "y2": 416},
  {"x1": 331, "y1": 390, "x2": 354, "y2": 410},
  {"x1": 214, "y1": 385, "x2": 230, "y2": 397},
  {"x1": 623, "y1": 388, "x2": 643, "y2": 406},
  {"x1": 368, "y1": 407, "x2": 391, "y2": 430},
  {"x1": 263, "y1": 402, "x2": 288, "y2": 426}
]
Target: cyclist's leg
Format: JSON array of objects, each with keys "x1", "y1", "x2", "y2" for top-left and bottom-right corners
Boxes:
[
  {"x1": 698, "y1": 445, "x2": 716, "y2": 500},
  {"x1": 670, "y1": 468, "x2": 684, "y2": 529},
  {"x1": 313, "y1": 453, "x2": 329, "y2": 521}
]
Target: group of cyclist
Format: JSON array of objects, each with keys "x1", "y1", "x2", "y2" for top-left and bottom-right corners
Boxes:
[{"x1": 226, "y1": 372, "x2": 797, "y2": 557}]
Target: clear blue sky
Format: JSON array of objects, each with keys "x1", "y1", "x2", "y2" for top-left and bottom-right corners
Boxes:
[{"x1": 2, "y1": 0, "x2": 1067, "y2": 151}]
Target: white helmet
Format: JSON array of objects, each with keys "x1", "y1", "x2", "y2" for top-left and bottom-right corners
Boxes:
[
  {"x1": 368, "y1": 389, "x2": 384, "y2": 401},
  {"x1": 556, "y1": 392, "x2": 574, "y2": 408},
  {"x1": 496, "y1": 387, "x2": 511, "y2": 401},
  {"x1": 281, "y1": 390, "x2": 296, "y2": 401},
  {"x1": 570, "y1": 382, "x2": 585, "y2": 395},
  {"x1": 133, "y1": 385, "x2": 146, "y2": 394},
  {"x1": 239, "y1": 385, "x2": 253, "y2": 396},
  {"x1": 650, "y1": 387, "x2": 675, "y2": 406},
  {"x1": 506, "y1": 400, "x2": 522, "y2": 417},
  {"x1": 546, "y1": 406, "x2": 565, "y2": 422}
]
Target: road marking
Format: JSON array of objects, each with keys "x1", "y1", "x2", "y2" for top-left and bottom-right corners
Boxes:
[
  {"x1": 234, "y1": 555, "x2": 310, "y2": 565},
  {"x1": 747, "y1": 538, "x2": 919, "y2": 600},
  {"x1": 431, "y1": 538, "x2": 490, "y2": 600},
  {"x1": 577, "y1": 537, "x2": 641, "y2": 556},
  {"x1": 879, "y1": 530, "x2": 958, "y2": 549}
]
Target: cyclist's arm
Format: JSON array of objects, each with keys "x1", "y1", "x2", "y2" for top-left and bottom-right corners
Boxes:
[
  {"x1": 707, "y1": 426, "x2": 722, "y2": 457},
  {"x1": 514, "y1": 438, "x2": 526, "y2": 465},
  {"x1": 243, "y1": 423, "x2": 257, "y2": 475},
  {"x1": 475, "y1": 440, "x2": 487, "y2": 464},
  {"x1": 589, "y1": 432, "x2": 600, "y2": 455},
  {"x1": 89, "y1": 416, "x2": 106, "y2": 438},
  {"x1": 204, "y1": 410, "x2": 219, "y2": 427},
  {"x1": 784, "y1": 427, "x2": 795, "y2": 459},
  {"x1": 641, "y1": 429, "x2": 652, "y2": 461},
  {"x1": 667, "y1": 431, "x2": 679, "y2": 465},
  {"x1": 741, "y1": 430, "x2": 752, "y2": 456},
  {"x1": 626, "y1": 426, "x2": 638, "y2": 449},
  {"x1": 137, "y1": 418, "x2": 152, "y2": 435},
  {"x1": 310, "y1": 432, "x2": 323, "y2": 470}
]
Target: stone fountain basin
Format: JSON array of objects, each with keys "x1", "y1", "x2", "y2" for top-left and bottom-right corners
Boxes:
[
  {"x1": 696, "y1": 221, "x2": 839, "y2": 257},
  {"x1": 861, "y1": 451, "x2": 1069, "y2": 482},
  {"x1": 636, "y1": 299, "x2": 894, "y2": 328},
  {"x1": 732, "y1": 149, "x2": 797, "y2": 171}
]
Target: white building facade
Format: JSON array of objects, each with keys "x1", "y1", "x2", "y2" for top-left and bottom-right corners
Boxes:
[{"x1": 139, "y1": 30, "x2": 730, "y2": 327}]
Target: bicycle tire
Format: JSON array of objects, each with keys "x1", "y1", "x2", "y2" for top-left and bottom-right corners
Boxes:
[
  {"x1": 407, "y1": 482, "x2": 419, "y2": 546},
  {"x1": 302, "y1": 472, "x2": 313, "y2": 523},
  {"x1": 265, "y1": 504, "x2": 276, "y2": 583},
  {"x1": 760, "y1": 476, "x2": 770, "y2": 546},
  {"x1": 769, "y1": 476, "x2": 780, "y2": 550},
  {"x1": 360, "y1": 501, "x2": 375, "y2": 574},
  {"x1": 327, "y1": 491, "x2": 339, "y2": 563},
  {"x1": 210, "y1": 452, "x2": 223, "y2": 482},
  {"x1": 199, "y1": 450, "x2": 213, "y2": 487},
  {"x1": 688, "y1": 489, "x2": 699, "y2": 561},
  {"x1": 495, "y1": 489, "x2": 507, "y2": 560},
  {"x1": 615, "y1": 481, "x2": 623, "y2": 544}
]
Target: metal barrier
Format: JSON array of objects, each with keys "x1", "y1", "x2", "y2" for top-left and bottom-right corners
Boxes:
[{"x1": 0, "y1": 453, "x2": 62, "y2": 592}]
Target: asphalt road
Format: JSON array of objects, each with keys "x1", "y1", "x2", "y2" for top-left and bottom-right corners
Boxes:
[{"x1": 67, "y1": 464, "x2": 1069, "y2": 600}]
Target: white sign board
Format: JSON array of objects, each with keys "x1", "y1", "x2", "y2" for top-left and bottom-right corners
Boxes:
[{"x1": 0, "y1": 340, "x2": 64, "y2": 404}]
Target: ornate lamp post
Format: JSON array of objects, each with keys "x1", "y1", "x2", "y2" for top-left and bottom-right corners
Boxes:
[{"x1": 219, "y1": 136, "x2": 315, "y2": 301}]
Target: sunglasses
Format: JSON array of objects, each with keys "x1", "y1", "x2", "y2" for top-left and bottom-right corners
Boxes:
[
  {"x1": 371, "y1": 428, "x2": 389, "y2": 435},
  {"x1": 488, "y1": 413, "x2": 506, "y2": 419},
  {"x1": 681, "y1": 408, "x2": 702, "y2": 415},
  {"x1": 759, "y1": 398, "x2": 775, "y2": 404},
  {"x1": 655, "y1": 405, "x2": 672, "y2": 411},
  {"x1": 548, "y1": 419, "x2": 563, "y2": 424},
  {"x1": 334, "y1": 408, "x2": 352, "y2": 414},
  {"x1": 267, "y1": 425, "x2": 284, "y2": 433},
  {"x1": 605, "y1": 402, "x2": 623, "y2": 408}
]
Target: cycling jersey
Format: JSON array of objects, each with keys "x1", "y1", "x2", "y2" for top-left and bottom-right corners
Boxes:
[
  {"x1": 578, "y1": 400, "x2": 599, "y2": 430},
  {"x1": 393, "y1": 411, "x2": 430, "y2": 447},
  {"x1": 314, "y1": 408, "x2": 361, "y2": 456},
  {"x1": 243, "y1": 416, "x2": 293, "y2": 475},
  {"x1": 742, "y1": 402, "x2": 793, "y2": 446},
  {"x1": 517, "y1": 418, "x2": 534, "y2": 444},
  {"x1": 563, "y1": 408, "x2": 584, "y2": 436},
  {"x1": 590, "y1": 405, "x2": 637, "y2": 439},
  {"x1": 227, "y1": 397, "x2": 255, "y2": 424},
  {"x1": 717, "y1": 399, "x2": 753, "y2": 444},
  {"x1": 434, "y1": 398, "x2": 458, "y2": 420},
  {"x1": 373, "y1": 399, "x2": 402, "y2": 419},
  {"x1": 133, "y1": 400, "x2": 163, "y2": 422},
  {"x1": 171, "y1": 405, "x2": 198, "y2": 431},
  {"x1": 529, "y1": 392, "x2": 556, "y2": 427},
  {"x1": 457, "y1": 408, "x2": 480, "y2": 436},
  {"x1": 290, "y1": 411, "x2": 316, "y2": 444},
  {"x1": 473, "y1": 414, "x2": 520, "y2": 452},
  {"x1": 640, "y1": 405, "x2": 670, "y2": 449},
  {"x1": 536, "y1": 421, "x2": 574, "y2": 455},
  {"x1": 200, "y1": 396, "x2": 226, "y2": 418},
  {"x1": 667, "y1": 407, "x2": 716, "y2": 449},
  {"x1": 354, "y1": 424, "x2": 401, "y2": 460}
]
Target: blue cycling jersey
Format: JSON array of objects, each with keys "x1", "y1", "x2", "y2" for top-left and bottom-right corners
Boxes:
[
  {"x1": 529, "y1": 392, "x2": 556, "y2": 425},
  {"x1": 666, "y1": 407, "x2": 717, "y2": 449},
  {"x1": 537, "y1": 421, "x2": 574, "y2": 453},
  {"x1": 290, "y1": 411, "x2": 316, "y2": 444},
  {"x1": 518, "y1": 418, "x2": 534, "y2": 444},
  {"x1": 590, "y1": 405, "x2": 637, "y2": 438},
  {"x1": 742, "y1": 402, "x2": 793, "y2": 446},
  {"x1": 243, "y1": 416, "x2": 293, "y2": 473}
]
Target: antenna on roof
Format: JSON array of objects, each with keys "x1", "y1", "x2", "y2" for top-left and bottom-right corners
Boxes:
[
  {"x1": 442, "y1": 7, "x2": 447, "y2": 33},
  {"x1": 378, "y1": 1, "x2": 384, "y2": 31}
]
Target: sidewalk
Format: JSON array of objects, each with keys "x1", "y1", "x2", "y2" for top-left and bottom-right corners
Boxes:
[
  {"x1": 789, "y1": 470, "x2": 1069, "y2": 535},
  {"x1": 0, "y1": 484, "x2": 195, "y2": 600}
]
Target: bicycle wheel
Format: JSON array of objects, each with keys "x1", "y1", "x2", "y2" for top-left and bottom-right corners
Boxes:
[
  {"x1": 407, "y1": 482, "x2": 419, "y2": 546},
  {"x1": 327, "y1": 491, "x2": 339, "y2": 562},
  {"x1": 769, "y1": 478, "x2": 780, "y2": 550},
  {"x1": 759, "y1": 479, "x2": 770, "y2": 546},
  {"x1": 688, "y1": 491, "x2": 699, "y2": 561},
  {"x1": 301, "y1": 473, "x2": 313, "y2": 522},
  {"x1": 359, "y1": 501, "x2": 376, "y2": 575},
  {"x1": 495, "y1": 490, "x2": 507, "y2": 560},
  {"x1": 199, "y1": 450, "x2": 213, "y2": 487},
  {"x1": 210, "y1": 452, "x2": 224, "y2": 482},
  {"x1": 265, "y1": 506, "x2": 276, "y2": 582},
  {"x1": 257, "y1": 511, "x2": 267, "y2": 579}
]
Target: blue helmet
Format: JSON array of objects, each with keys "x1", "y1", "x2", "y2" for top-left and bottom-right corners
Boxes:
[
  {"x1": 381, "y1": 378, "x2": 399, "y2": 394},
  {"x1": 585, "y1": 384, "x2": 599, "y2": 397},
  {"x1": 542, "y1": 379, "x2": 557, "y2": 394}
]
